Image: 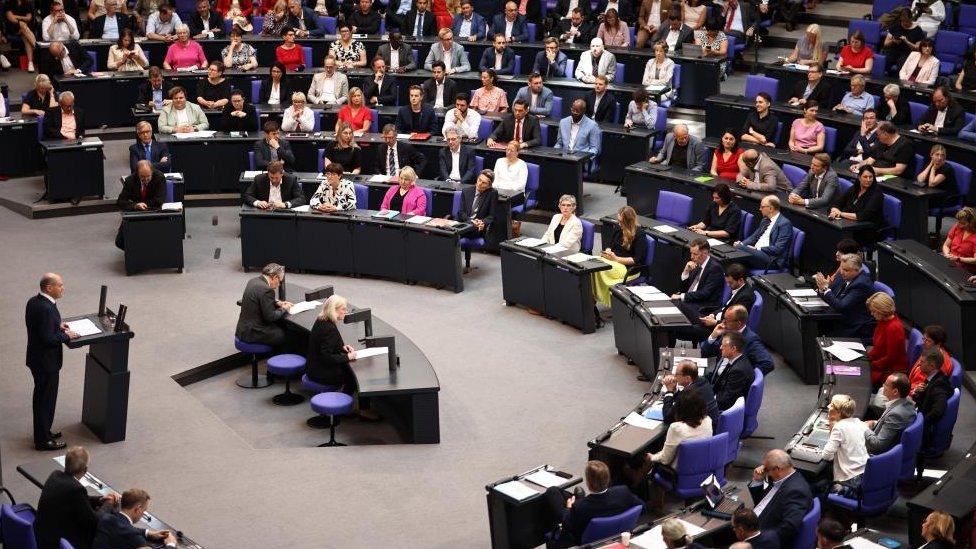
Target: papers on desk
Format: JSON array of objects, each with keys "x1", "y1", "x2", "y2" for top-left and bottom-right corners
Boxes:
[
  {"x1": 291, "y1": 205, "x2": 311, "y2": 212},
  {"x1": 694, "y1": 175, "x2": 714, "y2": 183},
  {"x1": 630, "y1": 285, "x2": 669, "y2": 302},
  {"x1": 787, "y1": 288, "x2": 819, "y2": 298},
  {"x1": 396, "y1": 133, "x2": 412, "y2": 139},
  {"x1": 823, "y1": 343, "x2": 864, "y2": 362},
  {"x1": 66, "y1": 318, "x2": 101, "y2": 337},
  {"x1": 356, "y1": 346, "x2": 389, "y2": 359},
  {"x1": 540, "y1": 244, "x2": 566, "y2": 254},
  {"x1": 643, "y1": 402, "x2": 665, "y2": 421},
  {"x1": 631, "y1": 520, "x2": 705, "y2": 549},
  {"x1": 173, "y1": 131, "x2": 216, "y2": 139},
  {"x1": 161, "y1": 202, "x2": 183, "y2": 211},
  {"x1": 833, "y1": 340, "x2": 866, "y2": 352},
  {"x1": 371, "y1": 210, "x2": 399, "y2": 219},
  {"x1": 493, "y1": 480, "x2": 538, "y2": 501},
  {"x1": 288, "y1": 300, "x2": 321, "y2": 315},
  {"x1": 624, "y1": 411, "x2": 662, "y2": 431},
  {"x1": 707, "y1": 238, "x2": 725, "y2": 247},
  {"x1": 921, "y1": 468, "x2": 948, "y2": 479},
  {"x1": 876, "y1": 174, "x2": 895, "y2": 181},
  {"x1": 826, "y1": 69, "x2": 843, "y2": 75},
  {"x1": 369, "y1": 174, "x2": 393, "y2": 183},
  {"x1": 795, "y1": 297, "x2": 829, "y2": 309},
  {"x1": 515, "y1": 237, "x2": 547, "y2": 248},
  {"x1": 844, "y1": 538, "x2": 890, "y2": 549},
  {"x1": 783, "y1": 63, "x2": 810, "y2": 71},
  {"x1": 653, "y1": 224, "x2": 678, "y2": 234},
  {"x1": 242, "y1": 171, "x2": 263, "y2": 179},
  {"x1": 646, "y1": 84, "x2": 667, "y2": 92},
  {"x1": 523, "y1": 470, "x2": 567, "y2": 489},
  {"x1": 565, "y1": 253, "x2": 598, "y2": 265},
  {"x1": 426, "y1": 218, "x2": 459, "y2": 228},
  {"x1": 405, "y1": 215, "x2": 431, "y2": 224},
  {"x1": 648, "y1": 306, "x2": 683, "y2": 316}
]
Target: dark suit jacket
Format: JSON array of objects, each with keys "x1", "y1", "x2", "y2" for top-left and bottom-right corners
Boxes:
[
  {"x1": 221, "y1": 104, "x2": 258, "y2": 132},
  {"x1": 284, "y1": 7, "x2": 323, "y2": 36},
  {"x1": 25, "y1": 294, "x2": 68, "y2": 374},
  {"x1": 92, "y1": 511, "x2": 148, "y2": 549},
  {"x1": 715, "y1": 283, "x2": 756, "y2": 322},
  {"x1": 43, "y1": 108, "x2": 86, "y2": 139},
  {"x1": 396, "y1": 104, "x2": 437, "y2": 133},
  {"x1": 479, "y1": 47, "x2": 516, "y2": 75},
  {"x1": 489, "y1": 13, "x2": 529, "y2": 41},
  {"x1": 188, "y1": 10, "x2": 225, "y2": 36},
  {"x1": 375, "y1": 141, "x2": 427, "y2": 175},
  {"x1": 651, "y1": 23, "x2": 694, "y2": 50},
  {"x1": 916, "y1": 370, "x2": 952, "y2": 441},
  {"x1": 583, "y1": 91, "x2": 617, "y2": 123},
  {"x1": 243, "y1": 173, "x2": 306, "y2": 207},
  {"x1": 711, "y1": 355, "x2": 754, "y2": 410},
  {"x1": 137, "y1": 81, "x2": 173, "y2": 105},
  {"x1": 741, "y1": 214, "x2": 794, "y2": 269},
  {"x1": 348, "y1": 8, "x2": 382, "y2": 33},
  {"x1": 127, "y1": 139, "x2": 170, "y2": 173},
  {"x1": 560, "y1": 486, "x2": 643, "y2": 547},
  {"x1": 235, "y1": 275, "x2": 287, "y2": 343},
  {"x1": 45, "y1": 41, "x2": 94, "y2": 77},
  {"x1": 306, "y1": 318, "x2": 352, "y2": 386},
  {"x1": 402, "y1": 9, "x2": 437, "y2": 36},
  {"x1": 680, "y1": 257, "x2": 725, "y2": 309},
  {"x1": 457, "y1": 185, "x2": 497, "y2": 230},
  {"x1": 790, "y1": 79, "x2": 832, "y2": 105},
  {"x1": 820, "y1": 271, "x2": 875, "y2": 339},
  {"x1": 33, "y1": 470, "x2": 102, "y2": 549},
  {"x1": 258, "y1": 79, "x2": 292, "y2": 105},
  {"x1": 662, "y1": 377, "x2": 720, "y2": 428},
  {"x1": 877, "y1": 93, "x2": 910, "y2": 126},
  {"x1": 421, "y1": 77, "x2": 457, "y2": 106},
  {"x1": 700, "y1": 326, "x2": 773, "y2": 375},
  {"x1": 745, "y1": 529, "x2": 781, "y2": 549},
  {"x1": 117, "y1": 169, "x2": 167, "y2": 210},
  {"x1": 253, "y1": 137, "x2": 296, "y2": 170},
  {"x1": 920, "y1": 102, "x2": 966, "y2": 137},
  {"x1": 594, "y1": 0, "x2": 633, "y2": 21},
  {"x1": 489, "y1": 113, "x2": 541, "y2": 147},
  {"x1": 88, "y1": 12, "x2": 133, "y2": 38},
  {"x1": 552, "y1": 0, "x2": 592, "y2": 18},
  {"x1": 748, "y1": 472, "x2": 813, "y2": 547},
  {"x1": 439, "y1": 145, "x2": 477, "y2": 185},
  {"x1": 361, "y1": 74, "x2": 398, "y2": 105},
  {"x1": 552, "y1": 19, "x2": 595, "y2": 44}
]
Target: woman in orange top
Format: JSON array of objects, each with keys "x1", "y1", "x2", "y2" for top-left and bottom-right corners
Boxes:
[
  {"x1": 866, "y1": 292, "x2": 907, "y2": 388},
  {"x1": 942, "y1": 207, "x2": 976, "y2": 274},
  {"x1": 908, "y1": 325, "x2": 954, "y2": 395}
]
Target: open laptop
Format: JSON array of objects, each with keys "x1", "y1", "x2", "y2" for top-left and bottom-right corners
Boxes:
[{"x1": 700, "y1": 474, "x2": 743, "y2": 518}]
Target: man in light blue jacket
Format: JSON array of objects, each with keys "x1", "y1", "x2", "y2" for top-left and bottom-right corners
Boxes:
[
  {"x1": 424, "y1": 27, "x2": 471, "y2": 74},
  {"x1": 554, "y1": 99, "x2": 601, "y2": 155}
]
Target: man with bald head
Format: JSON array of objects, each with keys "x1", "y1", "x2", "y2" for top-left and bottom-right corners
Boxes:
[
  {"x1": 45, "y1": 39, "x2": 93, "y2": 77},
  {"x1": 736, "y1": 149, "x2": 791, "y2": 192},
  {"x1": 748, "y1": 449, "x2": 813, "y2": 547},
  {"x1": 26, "y1": 273, "x2": 79, "y2": 451},
  {"x1": 115, "y1": 160, "x2": 168, "y2": 249},
  {"x1": 735, "y1": 195, "x2": 794, "y2": 271},
  {"x1": 489, "y1": 1, "x2": 529, "y2": 42},
  {"x1": 649, "y1": 124, "x2": 706, "y2": 171}
]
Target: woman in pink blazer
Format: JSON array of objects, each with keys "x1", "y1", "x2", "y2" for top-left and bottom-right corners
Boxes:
[
  {"x1": 899, "y1": 39, "x2": 940, "y2": 86},
  {"x1": 381, "y1": 166, "x2": 428, "y2": 215}
]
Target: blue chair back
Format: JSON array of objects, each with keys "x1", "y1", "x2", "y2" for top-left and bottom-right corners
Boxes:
[
  {"x1": 742, "y1": 368, "x2": 764, "y2": 438},
  {"x1": 789, "y1": 227, "x2": 805, "y2": 270},
  {"x1": 252, "y1": 15, "x2": 265, "y2": 33},
  {"x1": 871, "y1": 53, "x2": 887, "y2": 78},
  {"x1": 248, "y1": 150, "x2": 256, "y2": 170},
  {"x1": 565, "y1": 58, "x2": 575, "y2": 78},
  {"x1": 626, "y1": 234, "x2": 657, "y2": 285},
  {"x1": 165, "y1": 178, "x2": 175, "y2": 202},
  {"x1": 669, "y1": 433, "x2": 729, "y2": 498},
  {"x1": 907, "y1": 328, "x2": 923, "y2": 366},
  {"x1": 422, "y1": 187, "x2": 433, "y2": 216},
  {"x1": 1, "y1": 503, "x2": 38, "y2": 549},
  {"x1": 86, "y1": 50, "x2": 97, "y2": 71},
  {"x1": 223, "y1": 17, "x2": 233, "y2": 34},
  {"x1": 653, "y1": 107, "x2": 668, "y2": 149},
  {"x1": 914, "y1": 153, "x2": 925, "y2": 177},
  {"x1": 744, "y1": 75, "x2": 779, "y2": 102},
  {"x1": 580, "y1": 219, "x2": 595, "y2": 254},
  {"x1": 725, "y1": 36, "x2": 736, "y2": 74},
  {"x1": 251, "y1": 79, "x2": 261, "y2": 103},
  {"x1": 524, "y1": 162, "x2": 540, "y2": 210},
  {"x1": 580, "y1": 505, "x2": 643, "y2": 544},
  {"x1": 854, "y1": 445, "x2": 903, "y2": 515},
  {"x1": 899, "y1": 412, "x2": 924, "y2": 480},
  {"x1": 656, "y1": 190, "x2": 693, "y2": 225},
  {"x1": 672, "y1": 64, "x2": 681, "y2": 90},
  {"x1": 748, "y1": 291, "x2": 763, "y2": 332},
  {"x1": 615, "y1": 62, "x2": 624, "y2": 82},
  {"x1": 950, "y1": 357, "x2": 963, "y2": 389},
  {"x1": 526, "y1": 22, "x2": 537, "y2": 41},
  {"x1": 782, "y1": 164, "x2": 806, "y2": 188},
  {"x1": 824, "y1": 126, "x2": 837, "y2": 156},
  {"x1": 318, "y1": 15, "x2": 337, "y2": 34},
  {"x1": 551, "y1": 96, "x2": 563, "y2": 118},
  {"x1": 934, "y1": 30, "x2": 971, "y2": 73},
  {"x1": 513, "y1": 54, "x2": 521, "y2": 74},
  {"x1": 369, "y1": 108, "x2": 379, "y2": 133},
  {"x1": 946, "y1": 160, "x2": 972, "y2": 213},
  {"x1": 908, "y1": 101, "x2": 928, "y2": 126},
  {"x1": 539, "y1": 124, "x2": 548, "y2": 146},
  {"x1": 451, "y1": 189, "x2": 462, "y2": 218},
  {"x1": 37, "y1": 113, "x2": 45, "y2": 142},
  {"x1": 793, "y1": 498, "x2": 821, "y2": 549},
  {"x1": 881, "y1": 194, "x2": 901, "y2": 241},
  {"x1": 773, "y1": 121, "x2": 784, "y2": 146},
  {"x1": 716, "y1": 397, "x2": 745, "y2": 465},
  {"x1": 849, "y1": 19, "x2": 882, "y2": 49},
  {"x1": 740, "y1": 211, "x2": 754, "y2": 238},
  {"x1": 316, "y1": 148, "x2": 326, "y2": 171},
  {"x1": 613, "y1": 102, "x2": 621, "y2": 124},
  {"x1": 379, "y1": 19, "x2": 386, "y2": 35},
  {"x1": 478, "y1": 118, "x2": 493, "y2": 140},
  {"x1": 302, "y1": 47, "x2": 312, "y2": 69},
  {"x1": 959, "y1": 4, "x2": 976, "y2": 35},
  {"x1": 411, "y1": 48, "x2": 418, "y2": 67},
  {"x1": 872, "y1": 280, "x2": 894, "y2": 298},
  {"x1": 837, "y1": 177, "x2": 853, "y2": 194},
  {"x1": 313, "y1": 111, "x2": 322, "y2": 132},
  {"x1": 253, "y1": 107, "x2": 262, "y2": 131},
  {"x1": 474, "y1": 155, "x2": 484, "y2": 175},
  {"x1": 924, "y1": 388, "x2": 960, "y2": 457},
  {"x1": 353, "y1": 183, "x2": 368, "y2": 209}
]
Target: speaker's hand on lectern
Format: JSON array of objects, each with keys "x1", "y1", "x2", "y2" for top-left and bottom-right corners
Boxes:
[{"x1": 66, "y1": 330, "x2": 80, "y2": 340}]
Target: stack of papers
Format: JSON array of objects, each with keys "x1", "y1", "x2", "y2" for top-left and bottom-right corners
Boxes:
[
  {"x1": 405, "y1": 215, "x2": 431, "y2": 224},
  {"x1": 287, "y1": 300, "x2": 322, "y2": 315},
  {"x1": 173, "y1": 131, "x2": 216, "y2": 139},
  {"x1": 630, "y1": 286, "x2": 670, "y2": 302},
  {"x1": 523, "y1": 470, "x2": 566, "y2": 488},
  {"x1": 823, "y1": 343, "x2": 864, "y2": 362},
  {"x1": 787, "y1": 288, "x2": 818, "y2": 298},
  {"x1": 540, "y1": 244, "x2": 566, "y2": 254},
  {"x1": 643, "y1": 402, "x2": 665, "y2": 421},
  {"x1": 356, "y1": 346, "x2": 389, "y2": 358},
  {"x1": 631, "y1": 520, "x2": 705, "y2": 549},
  {"x1": 623, "y1": 411, "x2": 662, "y2": 430},
  {"x1": 161, "y1": 202, "x2": 183, "y2": 211},
  {"x1": 369, "y1": 174, "x2": 392, "y2": 183},
  {"x1": 646, "y1": 84, "x2": 666, "y2": 92},
  {"x1": 66, "y1": 318, "x2": 101, "y2": 337},
  {"x1": 707, "y1": 238, "x2": 725, "y2": 247},
  {"x1": 291, "y1": 205, "x2": 311, "y2": 212},
  {"x1": 242, "y1": 171, "x2": 263, "y2": 179},
  {"x1": 515, "y1": 237, "x2": 546, "y2": 247},
  {"x1": 371, "y1": 210, "x2": 398, "y2": 219},
  {"x1": 564, "y1": 253, "x2": 597, "y2": 265},
  {"x1": 648, "y1": 306, "x2": 683, "y2": 316},
  {"x1": 796, "y1": 298, "x2": 829, "y2": 309},
  {"x1": 493, "y1": 480, "x2": 537, "y2": 501},
  {"x1": 653, "y1": 224, "x2": 678, "y2": 234}
]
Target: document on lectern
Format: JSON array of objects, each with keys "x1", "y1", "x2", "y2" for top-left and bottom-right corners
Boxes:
[
  {"x1": 287, "y1": 301, "x2": 321, "y2": 315},
  {"x1": 66, "y1": 318, "x2": 101, "y2": 337},
  {"x1": 356, "y1": 347, "x2": 389, "y2": 358}
]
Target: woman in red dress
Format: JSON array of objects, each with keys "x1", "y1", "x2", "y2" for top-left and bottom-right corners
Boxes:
[
  {"x1": 275, "y1": 27, "x2": 304, "y2": 70},
  {"x1": 866, "y1": 292, "x2": 907, "y2": 388},
  {"x1": 710, "y1": 130, "x2": 743, "y2": 180}
]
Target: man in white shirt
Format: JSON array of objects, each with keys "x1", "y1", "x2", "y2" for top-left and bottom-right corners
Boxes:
[
  {"x1": 42, "y1": 2, "x2": 80, "y2": 42},
  {"x1": 146, "y1": 4, "x2": 181, "y2": 41},
  {"x1": 442, "y1": 94, "x2": 481, "y2": 140},
  {"x1": 308, "y1": 56, "x2": 349, "y2": 105},
  {"x1": 748, "y1": 449, "x2": 813, "y2": 547}
]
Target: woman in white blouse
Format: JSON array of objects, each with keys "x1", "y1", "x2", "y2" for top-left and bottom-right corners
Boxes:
[
  {"x1": 819, "y1": 394, "x2": 868, "y2": 498},
  {"x1": 107, "y1": 29, "x2": 148, "y2": 71},
  {"x1": 642, "y1": 41, "x2": 675, "y2": 87},
  {"x1": 646, "y1": 389, "x2": 712, "y2": 468},
  {"x1": 492, "y1": 141, "x2": 528, "y2": 195},
  {"x1": 899, "y1": 38, "x2": 940, "y2": 86},
  {"x1": 543, "y1": 194, "x2": 584, "y2": 253},
  {"x1": 280, "y1": 91, "x2": 315, "y2": 132}
]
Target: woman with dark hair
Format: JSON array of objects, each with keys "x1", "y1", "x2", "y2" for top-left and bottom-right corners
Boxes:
[
  {"x1": 836, "y1": 29, "x2": 874, "y2": 75},
  {"x1": 788, "y1": 100, "x2": 826, "y2": 155},
  {"x1": 826, "y1": 238, "x2": 862, "y2": 284},
  {"x1": 470, "y1": 69, "x2": 508, "y2": 113},
  {"x1": 330, "y1": 24, "x2": 367, "y2": 69},
  {"x1": 593, "y1": 206, "x2": 649, "y2": 315},
  {"x1": 196, "y1": 61, "x2": 232, "y2": 109},
  {"x1": 899, "y1": 37, "x2": 940, "y2": 86},
  {"x1": 222, "y1": 27, "x2": 259, "y2": 70},
  {"x1": 275, "y1": 27, "x2": 304, "y2": 71},
  {"x1": 694, "y1": 17, "x2": 728, "y2": 74},
  {"x1": 311, "y1": 163, "x2": 357, "y2": 212},
  {"x1": 829, "y1": 165, "x2": 883, "y2": 245},
  {"x1": 260, "y1": 62, "x2": 292, "y2": 105},
  {"x1": 691, "y1": 182, "x2": 742, "y2": 241},
  {"x1": 647, "y1": 389, "x2": 711, "y2": 468},
  {"x1": 597, "y1": 8, "x2": 630, "y2": 47},
  {"x1": 108, "y1": 28, "x2": 148, "y2": 71},
  {"x1": 5, "y1": 0, "x2": 38, "y2": 72},
  {"x1": 710, "y1": 129, "x2": 743, "y2": 180},
  {"x1": 955, "y1": 47, "x2": 976, "y2": 92},
  {"x1": 623, "y1": 89, "x2": 658, "y2": 130}
]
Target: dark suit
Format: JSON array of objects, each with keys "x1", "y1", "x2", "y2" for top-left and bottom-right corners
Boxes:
[
  {"x1": 361, "y1": 74, "x2": 398, "y2": 106},
  {"x1": 551, "y1": 0, "x2": 592, "y2": 19},
  {"x1": 790, "y1": 79, "x2": 832, "y2": 105},
  {"x1": 243, "y1": 173, "x2": 306, "y2": 208},
  {"x1": 283, "y1": 7, "x2": 323, "y2": 37},
  {"x1": 127, "y1": 139, "x2": 170, "y2": 173},
  {"x1": 479, "y1": 47, "x2": 516, "y2": 75},
  {"x1": 306, "y1": 318, "x2": 356, "y2": 391},
  {"x1": 551, "y1": 19, "x2": 595, "y2": 45},
  {"x1": 348, "y1": 8, "x2": 382, "y2": 33},
  {"x1": 662, "y1": 377, "x2": 719, "y2": 428},
  {"x1": 375, "y1": 141, "x2": 427, "y2": 176},
  {"x1": 43, "y1": 108, "x2": 86, "y2": 140},
  {"x1": 919, "y1": 102, "x2": 967, "y2": 137},
  {"x1": 547, "y1": 485, "x2": 643, "y2": 548},
  {"x1": 680, "y1": 257, "x2": 725, "y2": 310},
  {"x1": 33, "y1": 470, "x2": 102, "y2": 549},
  {"x1": 402, "y1": 9, "x2": 436, "y2": 36},
  {"x1": 235, "y1": 276, "x2": 287, "y2": 346},
  {"x1": 700, "y1": 326, "x2": 774, "y2": 376},
  {"x1": 92, "y1": 511, "x2": 149, "y2": 549},
  {"x1": 594, "y1": 0, "x2": 634, "y2": 21},
  {"x1": 25, "y1": 294, "x2": 70, "y2": 446},
  {"x1": 583, "y1": 91, "x2": 617, "y2": 123},
  {"x1": 421, "y1": 77, "x2": 457, "y2": 106},
  {"x1": 88, "y1": 12, "x2": 133, "y2": 39},
  {"x1": 710, "y1": 355, "x2": 754, "y2": 410},
  {"x1": 137, "y1": 81, "x2": 173, "y2": 105},
  {"x1": 716, "y1": 283, "x2": 757, "y2": 322},
  {"x1": 395, "y1": 104, "x2": 437, "y2": 133},
  {"x1": 439, "y1": 145, "x2": 477, "y2": 185},
  {"x1": 489, "y1": 113, "x2": 541, "y2": 147},
  {"x1": 739, "y1": 214, "x2": 794, "y2": 270},
  {"x1": 820, "y1": 270, "x2": 875, "y2": 339},
  {"x1": 457, "y1": 185, "x2": 497, "y2": 237},
  {"x1": 45, "y1": 41, "x2": 94, "y2": 78},
  {"x1": 489, "y1": 13, "x2": 529, "y2": 41},
  {"x1": 748, "y1": 472, "x2": 813, "y2": 547},
  {"x1": 915, "y1": 370, "x2": 952, "y2": 446},
  {"x1": 253, "y1": 138, "x2": 296, "y2": 171},
  {"x1": 188, "y1": 10, "x2": 225, "y2": 36},
  {"x1": 221, "y1": 104, "x2": 258, "y2": 133},
  {"x1": 650, "y1": 23, "x2": 694, "y2": 51},
  {"x1": 115, "y1": 168, "x2": 169, "y2": 249},
  {"x1": 744, "y1": 529, "x2": 781, "y2": 549},
  {"x1": 258, "y1": 79, "x2": 292, "y2": 105}
]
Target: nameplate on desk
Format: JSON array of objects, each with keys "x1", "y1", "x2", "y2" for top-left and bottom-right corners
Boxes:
[
  {"x1": 242, "y1": 171, "x2": 263, "y2": 180},
  {"x1": 825, "y1": 364, "x2": 861, "y2": 376},
  {"x1": 161, "y1": 202, "x2": 183, "y2": 211},
  {"x1": 173, "y1": 131, "x2": 217, "y2": 139},
  {"x1": 514, "y1": 237, "x2": 547, "y2": 248},
  {"x1": 629, "y1": 286, "x2": 669, "y2": 302},
  {"x1": 786, "y1": 288, "x2": 818, "y2": 298}
]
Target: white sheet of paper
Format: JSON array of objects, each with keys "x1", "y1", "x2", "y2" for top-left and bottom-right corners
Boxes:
[
  {"x1": 921, "y1": 468, "x2": 948, "y2": 479},
  {"x1": 786, "y1": 288, "x2": 818, "y2": 297},
  {"x1": 707, "y1": 238, "x2": 725, "y2": 247},
  {"x1": 653, "y1": 224, "x2": 678, "y2": 233},
  {"x1": 624, "y1": 411, "x2": 662, "y2": 430},
  {"x1": 66, "y1": 318, "x2": 101, "y2": 337},
  {"x1": 161, "y1": 202, "x2": 183, "y2": 211},
  {"x1": 515, "y1": 237, "x2": 547, "y2": 247},
  {"x1": 630, "y1": 286, "x2": 667, "y2": 300},
  {"x1": 844, "y1": 538, "x2": 889, "y2": 549},
  {"x1": 796, "y1": 298, "x2": 829, "y2": 308},
  {"x1": 173, "y1": 131, "x2": 215, "y2": 139},
  {"x1": 540, "y1": 244, "x2": 566, "y2": 254},
  {"x1": 648, "y1": 306, "x2": 683, "y2": 316},
  {"x1": 291, "y1": 205, "x2": 311, "y2": 212},
  {"x1": 369, "y1": 174, "x2": 392, "y2": 182},
  {"x1": 287, "y1": 300, "x2": 321, "y2": 315},
  {"x1": 493, "y1": 480, "x2": 537, "y2": 501},
  {"x1": 523, "y1": 470, "x2": 566, "y2": 489},
  {"x1": 405, "y1": 215, "x2": 432, "y2": 224},
  {"x1": 637, "y1": 292, "x2": 670, "y2": 302},
  {"x1": 356, "y1": 346, "x2": 389, "y2": 358},
  {"x1": 565, "y1": 253, "x2": 597, "y2": 264},
  {"x1": 823, "y1": 343, "x2": 863, "y2": 362},
  {"x1": 833, "y1": 340, "x2": 866, "y2": 351},
  {"x1": 242, "y1": 170, "x2": 263, "y2": 178},
  {"x1": 396, "y1": 133, "x2": 412, "y2": 139}
]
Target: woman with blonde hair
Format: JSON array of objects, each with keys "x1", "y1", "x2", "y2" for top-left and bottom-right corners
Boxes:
[
  {"x1": 260, "y1": 0, "x2": 288, "y2": 36},
  {"x1": 819, "y1": 394, "x2": 868, "y2": 499},
  {"x1": 542, "y1": 195, "x2": 584, "y2": 253},
  {"x1": 593, "y1": 206, "x2": 648, "y2": 321},
  {"x1": 22, "y1": 74, "x2": 57, "y2": 116},
  {"x1": 325, "y1": 122, "x2": 362, "y2": 174},
  {"x1": 920, "y1": 510, "x2": 956, "y2": 549},
  {"x1": 866, "y1": 291, "x2": 907, "y2": 387},
  {"x1": 661, "y1": 518, "x2": 707, "y2": 548},
  {"x1": 787, "y1": 24, "x2": 825, "y2": 67},
  {"x1": 381, "y1": 166, "x2": 427, "y2": 215}
]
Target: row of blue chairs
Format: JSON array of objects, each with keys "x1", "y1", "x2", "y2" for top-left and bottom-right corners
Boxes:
[
  {"x1": 0, "y1": 502, "x2": 73, "y2": 549},
  {"x1": 846, "y1": 18, "x2": 974, "y2": 77}
]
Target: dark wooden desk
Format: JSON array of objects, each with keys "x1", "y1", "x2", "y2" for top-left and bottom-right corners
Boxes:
[
  {"x1": 41, "y1": 137, "x2": 105, "y2": 201},
  {"x1": 121, "y1": 210, "x2": 185, "y2": 275},
  {"x1": 157, "y1": 133, "x2": 252, "y2": 192},
  {"x1": 906, "y1": 441, "x2": 976, "y2": 546},
  {"x1": 0, "y1": 115, "x2": 41, "y2": 176},
  {"x1": 485, "y1": 465, "x2": 582, "y2": 549}
]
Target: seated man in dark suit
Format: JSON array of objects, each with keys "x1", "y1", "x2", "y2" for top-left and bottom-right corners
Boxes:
[
  {"x1": 375, "y1": 123, "x2": 427, "y2": 176},
  {"x1": 863, "y1": 373, "x2": 917, "y2": 454},
  {"x1": 544, "y1": 460, "x2": 643, "y2": 548},
  {"x1": 439, "y1": 129, "x2": 477, "y2": 185},
  {"x1": 220, "y1": 90, "x2": 258, "y2": 132},
  {"x1": 253, "y1": 121, "x2": 296, "y2": 171},
  {"x1": 661, "y1": 359, "x2": 719, "y2": 428},
  {"x1": 396, "y1": 85, "x2": 437, "y2": 133},
  {"x1": 137, "y1": 67, "x2": 173, "y2": 107},
  {"x1": 678, "y1": 262, "x2": 756, "y2": 344},
  {"x1": 787, "y1": 153, "x2": 839, "y2": 211},
  {"x1": 479, "y1": 34, "x2": 516, "y2": 75},
  {"x1": 115, "y1": 160, "x2": 168, "y2": 249},
  {"x1": 811, "y1": 253, "x2": 875, "y2": 339},
  {"x1": 748, "y1": 449, "x2": 813, "y2": 548},
  {"x1": 456, "y1": 168, "x2": 498, "y2": 270},
  {"x1": 673, "y1": 238, "x2": 725, "y2": 313},
  {"x1": 731, "y1": 507, "x2": 780, "y2": 549},
  {"x1": 582, "y1": 75, "x2": 617, "y2": 123},
  {"x1": 188, "y1": 0, "x2": 224, "y2": 38},
  {"x1": 88, "y1": 0, "x2": 133, "y2": 39},
  {"x1": 700, "y1": 304, "x2": 774, "y2": 376},
  {"x1": 128, "y1": 121, "x2": 170, "y2": 173},
  {"x1": 235, "y1": 262, "x2": 293, "y2": 347},
  {"x1": 243, "y1": 161, "x2": 306, "y2": 210},
  {"x1": 486, "y1": 99, "x2": 541, "y2": 149},
  {"x1": 709, "y1": 331, "x2": 755, "y2": 410},
  {"x1": 362, "y1": 57, "x2": 398, "y2": 106},
  {"x1": 914, "y1": 349, "x2": 953, "y2": 463},
  {"x1": 43, "y1": 91, "x2": 85, "y2": 140},
  {"x1": 420, "y1": 62, "x2": 458, "y2": 109},
  {"x1": 734, "y1": 195, "x2": 794, "y2": 271},
  {"x1": 917, "y1": 86, "x2": 966, "y2": 137},
  {"x1": 92, "y1": 489, "x2": 176, "y2": 549},
  {"x1": 651, "y1": 13, "x2": 693, "y2": 51},
  {"x1": 34, "y1": 446, "x2": 120, "y2": 549},
  {"x1": 45, "y1": 40, "x2": 94, "y2": 78},
  {"x1": 786, "y1": 63, "x2": 831, "y2": 108},
  {"x1": 489, "y1": 1, "x2": 529, "y2": 42},
  {"x1": 347, "y1": 0, "x2": 382, "y2": 34},
  {"x1": 401, "y1": 0, "x2": 437, "y2": 37},
  {"x1": 842, "y1": 108, "x2": 879, "y2": 160},
  {"x1": 552, "y1": 8, "x2": 595, "y2": 45}
]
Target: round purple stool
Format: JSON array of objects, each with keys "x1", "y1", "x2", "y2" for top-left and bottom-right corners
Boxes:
[
  {"x1": 302, "y1": 374, "x2": 338, "y2": 428},
  {"x1": 234, "y1": 337, "x2": 273, "y2": 388},
  {"x1": 310, "y1": 392, "x2": 354, "y2": 447},
  {"x1": 266, "y1": 354, "x2": 307, "y2": 405}
]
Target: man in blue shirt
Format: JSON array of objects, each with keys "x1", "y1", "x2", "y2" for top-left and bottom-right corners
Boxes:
[{"x1": 833, "y1": 74, "x2": 875, "y2": 117}]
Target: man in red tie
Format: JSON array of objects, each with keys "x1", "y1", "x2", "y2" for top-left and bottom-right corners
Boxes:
[
  {"x1": 115, "y1": 160, "x2": 168, "y2": 249},
  {"x1": 720, "y1": 0, "x2": 759, "y2": 45},
  {"x1": 487, "y1": 99, "x2": 541, "y2": 149}
]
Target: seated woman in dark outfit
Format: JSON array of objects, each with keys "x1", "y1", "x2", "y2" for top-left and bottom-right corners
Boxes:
[
  {"x1": 689, "y1": 182, "x2": 742, "y2": 242},
  {"x1": 829, "y1": 165, "x2": 883, "y2": 246}
]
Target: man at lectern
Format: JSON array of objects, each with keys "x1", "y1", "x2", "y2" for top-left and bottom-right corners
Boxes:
[{"x1": 25, "y1": 273, "x2": 79, "y2": 451}]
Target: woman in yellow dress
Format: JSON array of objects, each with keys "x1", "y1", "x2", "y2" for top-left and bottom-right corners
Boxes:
[{"x1": 593, "y1": 206, "x2": 648, "y2": 324}]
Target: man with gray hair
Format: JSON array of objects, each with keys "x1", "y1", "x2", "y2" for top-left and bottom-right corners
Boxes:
[
  {"x1": 648, "y1": 124, "x2": 706, "y2": 171},
  {"x1": 235, "y1": 263, "x2": 294, "y2": 353},
  {"x1": 735, "y1": 195, "x2": 794, "y2": 271},
  {"x1": 439, "y1": 128, "x2": 477, "y2": 185},
  {"x1": 748, "y1": 449, "x2": 813, "y2": 547},
  {"x1": 43, "y1": 90, "x2": 86, "y2": 141},
  {"x1": 812, "y1": 253, "x2": 875, "y2": 338}
]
